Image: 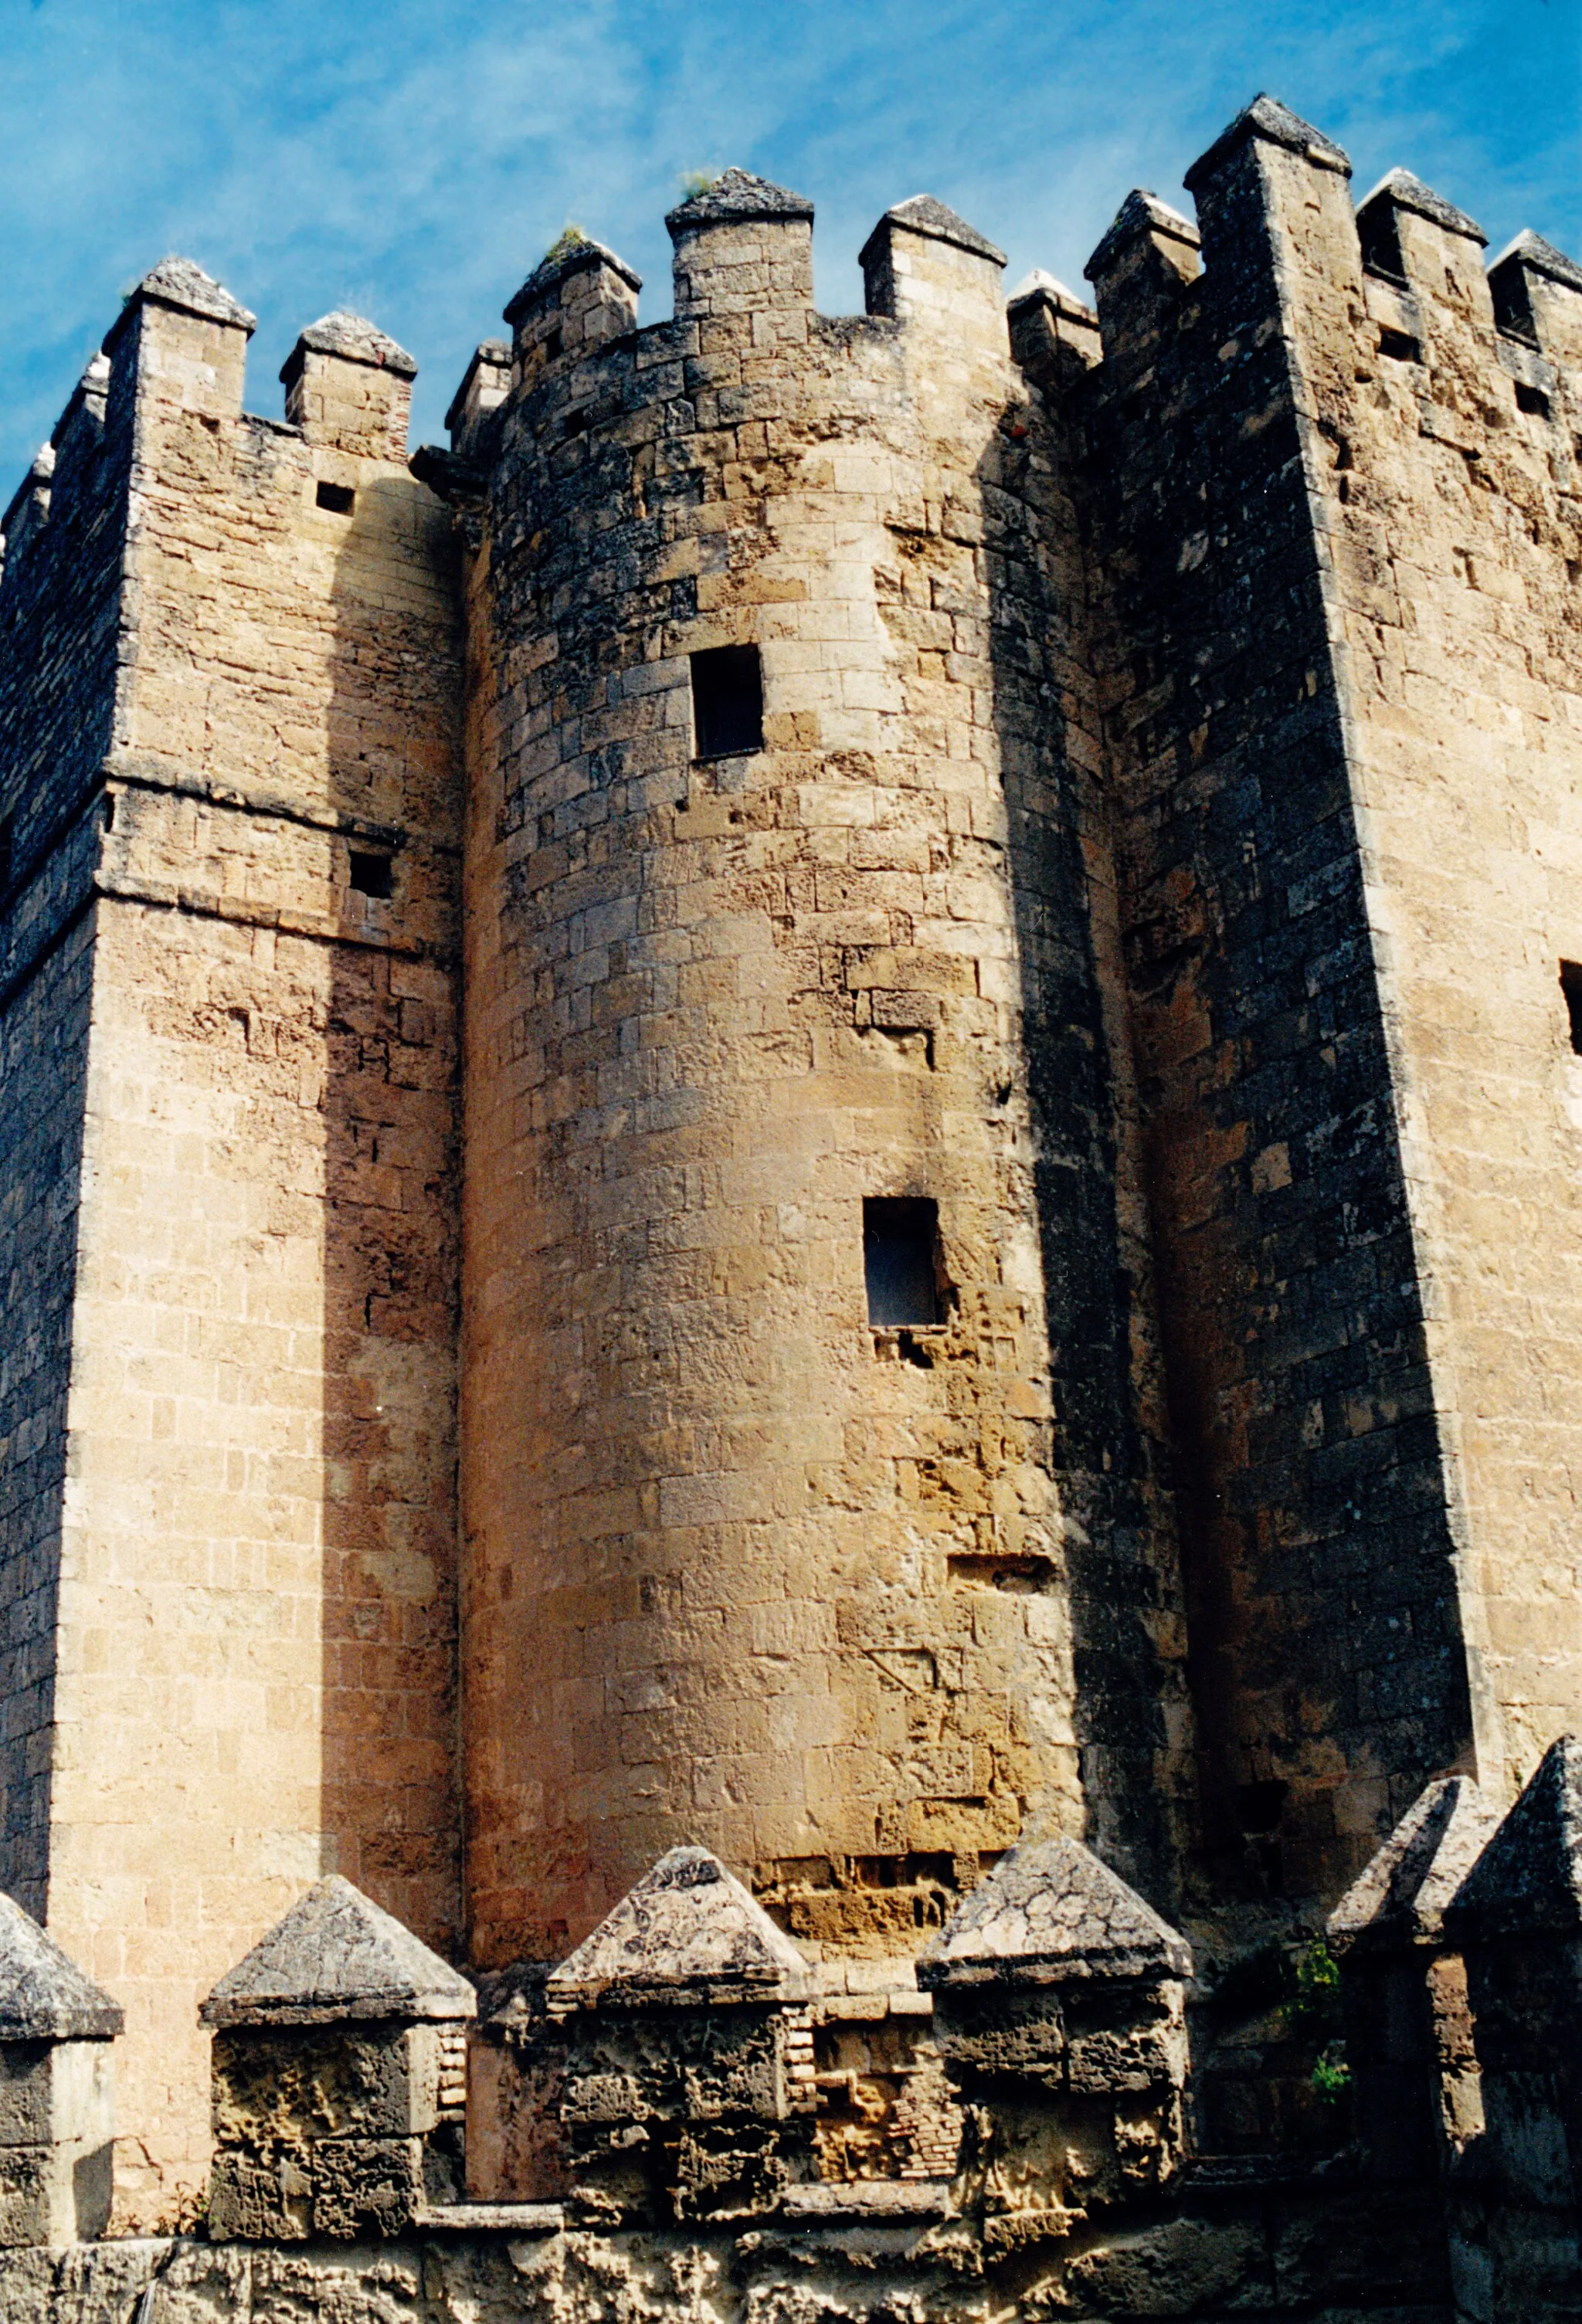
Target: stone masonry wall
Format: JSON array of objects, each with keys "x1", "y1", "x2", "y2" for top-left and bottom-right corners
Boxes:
[
  {"x1": 1, "y1": 279, "x2": 466, "y2": 2226},
  {"x1": 457, "y1": 186, "x2": 1193, "y2": 1985},
  {"x1": 1087, "y1": 117, "x2": 1480, "y2": 1919},
  {"x1": 1270, "y1": 165, "x2": 1582, "y2": 1798},
  {"x1": 0, "y1": 350, "x2": 130, "y2": 1920}
]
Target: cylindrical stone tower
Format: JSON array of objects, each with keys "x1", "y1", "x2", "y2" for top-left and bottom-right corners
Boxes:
[{"x1": 456, "y1": 171, "x2": 1190, "y2": 1971}]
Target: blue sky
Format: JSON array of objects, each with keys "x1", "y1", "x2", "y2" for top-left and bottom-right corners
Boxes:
[{"x1": 0, "y1": 0, "x2": 1574, "y2": 480}]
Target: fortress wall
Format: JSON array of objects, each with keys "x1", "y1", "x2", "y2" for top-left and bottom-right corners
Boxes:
[
  {"x1": 0, "y1": 353, "x2": 132, "y2": 1922},
  {"x1": 28, "y1": 282, "x2": 464, "y2": 2224},
  {"x1": 460, "y1": 188, "x2": 1191, "y2": 1980},
  {"x1": 1089, "y1": 118, "x2": 1478, "y2": 1915},
  {"x1": 1275, "y1": 176, "x2": 1582, "y2": 1792}
]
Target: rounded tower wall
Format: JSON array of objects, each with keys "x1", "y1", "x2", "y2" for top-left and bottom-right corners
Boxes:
[{"x1": 460, "y1": 182, "x2": 1182, "y2": 1969}]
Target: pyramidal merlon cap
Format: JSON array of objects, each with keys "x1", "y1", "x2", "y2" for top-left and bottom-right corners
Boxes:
[
  {"x1": 1327, "y1": 1776, "x2": 1499, "y2": 1952},
  {"x1": 1448, "y1": 1735, "x2": 1582, "y2": 1946},
  {"x1": 666, "y1": 168, "x2": 813, "y2": 234},
  {"x1": 1184, "y1": 93, "x2": 1351, "y2": 193},
  {"x1": 1360, "y1": 169, "x2": 1485, "y2": 247},
  {"x1": 127, "y1": 257, "x2": 257, "y2": 334},
  {"x1": 546, "y1": 1844, "x2": 813, "y2": 2009},
  {"x1": 917, "y1": 1834, "x2": 1193, "y2": 1988},
  {"x1": 0, "y1": 1891, "x2": 123, "y2": 2042},
  {"x1": 199, "y1": 1874, "x2": 475, "y2": 2027},
  {"x1": 285, "y1": 312, "x2": 417, "y2": 380},
  {"x1": 1494, "y1": 230, "x2": 1582, "y2": 294},
  {"x1": 864, "y1": 195, "x2": 1005, "y2": 269}
]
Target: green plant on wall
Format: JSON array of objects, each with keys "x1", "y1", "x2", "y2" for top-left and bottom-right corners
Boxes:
[{"x1": 542, "y1": 222, "x2": 588, "y2": 265}]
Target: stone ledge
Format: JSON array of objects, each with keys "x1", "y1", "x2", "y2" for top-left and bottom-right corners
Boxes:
[
  {"x1": 779, "y1": 2179, "x2": 952, "y2": 2221},
  {"x1": 412, "y1": 2200, "x2": 563, "y2": 2234}
]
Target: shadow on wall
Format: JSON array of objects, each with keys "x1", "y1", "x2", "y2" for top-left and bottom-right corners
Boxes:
[
  {"x1": 977, "y1": 396, "x2": 1194, "y2": 1915},
  {"x1": 0, "y1": 925, "x2": 95, "y2": 1919},
  {"x1": 317, "y1": 470, "x2": 465, "y2": 1958}
]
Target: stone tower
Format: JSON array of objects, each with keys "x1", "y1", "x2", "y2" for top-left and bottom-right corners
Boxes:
[
  {"x1": 446, "y1": 169, "x2": 1190, "y2": 1975},
  {"x1": 0, "y1": 267, "x2": 463, "y2": 2216},
  {"x1": 3, "y1": 93, "x2": 1582, "y2": 2242}
]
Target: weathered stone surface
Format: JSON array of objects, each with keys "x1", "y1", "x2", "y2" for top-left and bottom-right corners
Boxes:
[
  {"x1": 8, "y1": 76, "x2": 1582, "y2": 2300},
  {"x1": 918, "y1": 1837, "x2": 1192, "y2": 1986},
  {"x1": 127, "y1": 256, "x2": 258, "y2": 330},
  {"x1": 211, "y1": 2021, "x2": 447, "y2": 2146},
  {"x1": 864, "y1": 193, "x2": 1005, "y2": 264},
  {"x1": 1359, "y1": 165, "x2": 1487, "y2": 244},
  {"x1": 201, "y1": 1878, "x2": 475, "y2": 2028},
  {"x1": 284, "y1": 310, "x2": 418, "y2": 377},
  {"x1": 1329, "y1": 1775, "x2": 1501, "y2": 1951},
  {"x1": 548, "y1": 1849, "x2": 812, "y2": 2010},
  {"x1": 0, "y1": 1895, "x2": 121, "y2": 2042},
  {"x1": 1448, "y1": 1739, "x2": 1582, "y2": 1943},
  {"x1": 665, "y1": 165, "x2": 814, "y2": 229}
]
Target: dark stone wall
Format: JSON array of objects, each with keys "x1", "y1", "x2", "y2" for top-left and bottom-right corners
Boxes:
[
  {"x1": 1085, "y1": 122, "x2": 1475, "y2": 1915},
  {"x1": 0, "y1": 361, "x2": 130, "y2": 1913}
]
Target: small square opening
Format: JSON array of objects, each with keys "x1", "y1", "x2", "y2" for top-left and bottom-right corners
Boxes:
[
  {"x1": 316, "y1": 480, "x2": 355, "y2": 514},
  {"x1": 349, "y1": 851, "x2": 394, "y2": 900},
  {"x1": 864, "y1": 1197, "x2": 940, "y2": 1328},
  {"x1": 1516, "y1": 382, "x2": 1551, "y2": 420},
  {"x1": 1378, "y1": 326, "x2": 1422, "y2": 365},
  {"x1": 1561, "y1": 962, "x2": 1582, "y2": 1054},
  {"x1": 691, "y1": 645, "x2": 763, "y2": 760}
]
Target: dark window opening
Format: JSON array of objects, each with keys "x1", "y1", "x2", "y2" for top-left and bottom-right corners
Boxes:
[
  {"x1": 543, "y1": 328, "x2": 562, "y2": 360},
  {"x1": 1492, "y1": 269, "x2": 1538, "y2": 344},
  {"x1": 691, "y1": 644, "x2": 763, "y2": 760},
  {"x1": 1515, "y1": 382, "x2": 1551, "y2": 420},
  {"x1": 316, "y1": 480, "x2": 355, "y2": 514},
  {"x1": 0, "y1": 813, "x2": 12, "y2": 891},
  {"x1": 1357, "y1": 201, "x2": 1407, "y2": 287},
  {"x1": 562, "y1": 406, "x2": 589, "y2": 439},
  {"x1": 1561, "y1": 962, "x2": 1582, "y2": 1053},
  {"x1": 349, "y1": 851, "x2": 394, "y2": 900},
  {"x1": 1378, "y1": 326, "x2": 1422, "y2": 365},
  {"x1": 864, "y1": 1197, "x2": 940, "y2": 1328}
]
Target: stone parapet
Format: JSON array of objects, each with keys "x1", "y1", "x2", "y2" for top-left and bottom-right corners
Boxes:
[
  {"x1": 531, "y1": 1847, "x2": 817, "y2": 2225},
  {"x1": 199, "y1": 1877, "x2": 474, "y2": 2241},
  {"x1": 1328, "y1": 1775, "x2": 1499, "y2": 2180},
  {"x1": 920, "y1": 1837, "x2": 1192, "y2": 2251},
  {"x1": 0, "y1": 1892, "x2": 121, "y2": 2246}
]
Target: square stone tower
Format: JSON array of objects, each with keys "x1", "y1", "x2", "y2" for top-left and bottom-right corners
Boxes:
[{"x1": 0, "y1": 263, "x2": 463, "y2": 2219}]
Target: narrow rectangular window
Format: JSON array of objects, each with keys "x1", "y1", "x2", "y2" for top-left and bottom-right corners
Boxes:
[
  {"x1": 316, "y1": 480, "x2": 355, "y2": 514},
  {"x1": 1358, "y1": 204, "x2": 1407, "y2": 287},
  {"x1": 691, "y1": 645, "x2": 763, "y2": 760},
  {"x1": 1378, "y1": 327, "x2": 1422, "y2": 365},
  {"x1": 1560, "y1": 961, "x2": 1582, "y2": 1053},
  {"x1": 864, "y1": 1198, "x2": 940, "y2": 1328},
  {"x1": 349, "y1": 851, "x2": 393, "y2": 899}
]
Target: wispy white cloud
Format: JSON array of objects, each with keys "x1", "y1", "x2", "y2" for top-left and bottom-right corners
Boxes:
[{"x1": 0, "y1": 0, "x2": 1574, "y2": 475}]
